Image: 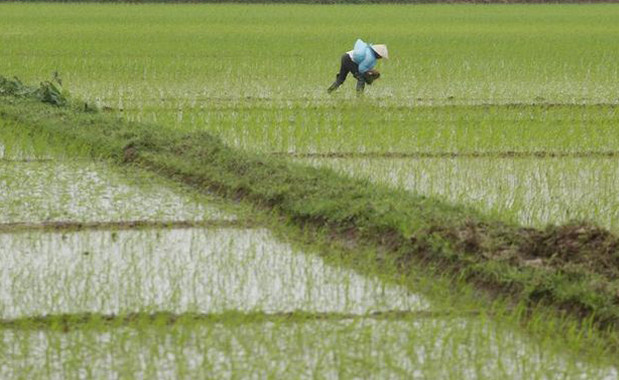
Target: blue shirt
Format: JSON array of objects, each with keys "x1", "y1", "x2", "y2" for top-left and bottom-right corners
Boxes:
[{"x1": 351, "y1": 39, "x2": 377, "y2": 74}]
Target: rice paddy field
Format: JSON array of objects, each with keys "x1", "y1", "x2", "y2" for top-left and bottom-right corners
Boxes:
[{"x1": 1, "y1": 2, "x2": 619, "y2": 378}]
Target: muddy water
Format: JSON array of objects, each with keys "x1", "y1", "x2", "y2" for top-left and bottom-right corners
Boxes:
[
  {"x1": 0, "y1": 228, "x2": 427, "y2": 318},
  {"x1": 1, "y1": 318, "x2": 616, "y2": 379},
  {"x1": 0, "y1": 161, "x2": 233, "y2": 223}
]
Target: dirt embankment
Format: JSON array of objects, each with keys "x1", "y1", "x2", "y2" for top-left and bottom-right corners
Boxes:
[{"x1": 443, "y1": 221, "x2": 619, "y2": 280}]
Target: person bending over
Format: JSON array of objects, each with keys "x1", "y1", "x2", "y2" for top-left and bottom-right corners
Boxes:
[{"x1": 327, "y1": 39, "x2": 388, "y2": 94}]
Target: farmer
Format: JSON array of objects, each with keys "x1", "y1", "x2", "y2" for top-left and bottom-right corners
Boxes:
[{"x1": 327, "y1": 39, "x2": 388, "y2": 94}]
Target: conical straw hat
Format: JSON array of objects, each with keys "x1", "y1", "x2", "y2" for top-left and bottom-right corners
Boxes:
[{"x1": 372, "y1": 44, "x2": 389, "y2": 59}]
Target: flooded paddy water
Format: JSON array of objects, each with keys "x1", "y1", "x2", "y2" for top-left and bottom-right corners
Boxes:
[
  {"x1": 0, "y1": 140, "x2": 617, "y2": 378},
  {"x1": 0, "y1": 228, "x2": 426, "y2": 318},
  {"x1": 299, "y1": 156, "x2": 619, "y2": 232},
  {"x1": 0, "y1": 161, "x2": 231, "y2": 223}
]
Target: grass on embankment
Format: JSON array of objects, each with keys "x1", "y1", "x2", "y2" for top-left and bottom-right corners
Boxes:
[{"x1": 1, "y1": 92, "x2": 618, "y2": 335}]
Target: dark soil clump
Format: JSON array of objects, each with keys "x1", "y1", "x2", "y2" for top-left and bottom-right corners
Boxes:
[{"x1": 521, "y1": 224, "x2": 619, "y2": 280}]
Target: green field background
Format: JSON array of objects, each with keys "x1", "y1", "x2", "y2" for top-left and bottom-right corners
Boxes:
[{"x1": 2, "y1": 3, "x2": 619, "y2": 105}]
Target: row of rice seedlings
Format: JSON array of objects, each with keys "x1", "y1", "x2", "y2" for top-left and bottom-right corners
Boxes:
[
  {"x1": 0, "y1": 228, "x2": 426, "y2": 319},
  {"x1": 3, "y1": 92, "x2": 616, "y2": 157},
  {"x1": 117, "y1": 104, "x2": 619, "y2": 155},
  {"x1": 0, "y1": 160, "x2": 232, "y2": 223},
  {"x1": 0, "y1": 314, "x2": 615, "y2": 379},
  {"x1": 300, "y1": 157, "x2": 619, "y2": 232}
]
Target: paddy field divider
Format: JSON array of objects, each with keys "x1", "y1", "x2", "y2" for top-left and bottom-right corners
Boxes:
[
  {"x1": 0, "y1": 310, "x2": 483, "y2": 331},
  {"x1": 0, "y1": 220, "x2": 253, "y2": 234}
]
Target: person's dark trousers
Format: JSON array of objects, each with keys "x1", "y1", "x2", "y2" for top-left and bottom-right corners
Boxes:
[{"x1": 327, "y1": 54, "x2": 366, "y2": 93}]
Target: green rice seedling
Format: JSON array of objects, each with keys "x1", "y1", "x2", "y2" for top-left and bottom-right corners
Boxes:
[
  {"x1": 0, "y1": 118, "x2": 63, "y2": 160},
  {"x1": 0, "y1": 160, "x2": 235, "y2": 223},
  {"x1": 0, "y1": 228, "x2": 427, "y2": 318},
  {"x1": 132, "y1": 104, "x2": 619, "y2": 155},
  {"x1": 0, "y1": 315, "x2": 616, "y2": 379},
  {"x1": 300, "y1": 156, "x2": 619, "y2": 232}
]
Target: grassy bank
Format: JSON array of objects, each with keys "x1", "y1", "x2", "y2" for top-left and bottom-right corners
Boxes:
[{"x1": 1, "y1": 94, "x2": 617, "y2": 339}]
